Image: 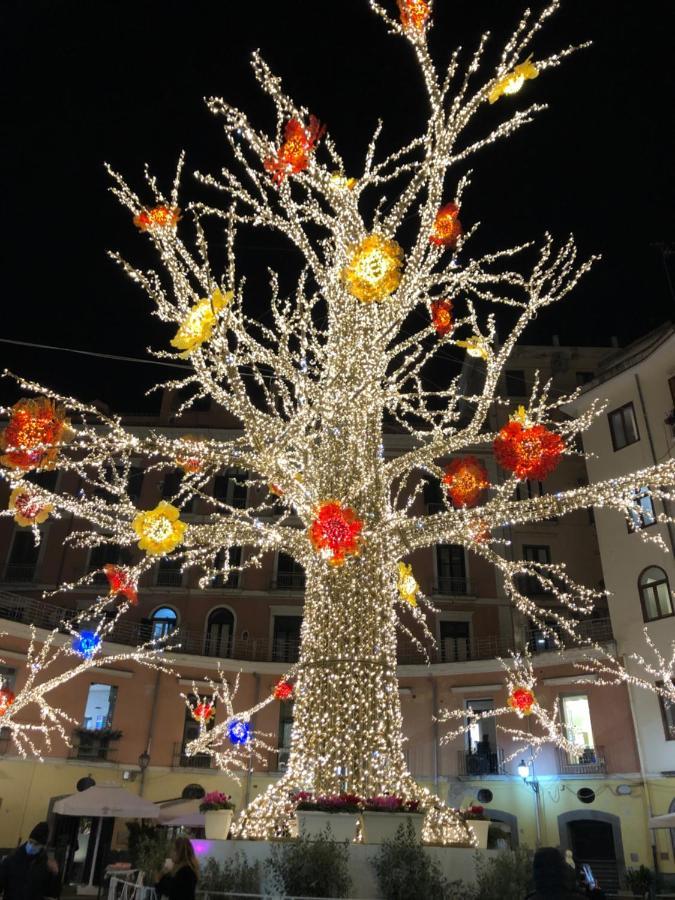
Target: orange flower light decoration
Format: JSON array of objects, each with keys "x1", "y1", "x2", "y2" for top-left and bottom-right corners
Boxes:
[
  {"x1": 264, "y1": 116, "x2": 325, "y2": 185},
  {"x1": 342, "y1": 234, "x2": 404, "y2": 302},
  {"x1": 429, "y1": 202, "x2": 463, "y2": 249},
  {"x1": 0, "y1": 397, "x2": 71, "y2": 471},
  {"x1": 170, "y1": 288, "x2": 232, "y2": 357},
  {"x1": 192, "y1": 701, "x2": 216, "y2": 725},
  {"x1": 507, "y1": 686, "x2": 536, "y2": 716},
  {"x1": 8, "y1": 485, "x2": 52, "y2": 527},
  {"x1": 493, "y1": 408, "x2": 564, "y2": 481},
  {"x1": 274, "y1": 681, "x2": 294, "y2": 701},
  {"x1": 430, "y1": 299, "x2": 454, "y2": 336},
  {"x1": 397, "y1": 0, "x2": 430, "y2": 32},
  {"x1": 133, "y1": 205, "x2": 181, "y2": 232},
  {"x1": 104, "y1": 564, "x2": 138, "y2": 606},
  {"x1": 0, "y1": 687, "x2": 14, "y2": 717},
  {"x1": 176, "y1": 435, "x2": 206, "y2": 474},
  {"x1": 443, "y1": 456, "x2": 489, "y2": 508},
  {"x1": 309, "y1": 500, "x2": 363, "y2": 566}
]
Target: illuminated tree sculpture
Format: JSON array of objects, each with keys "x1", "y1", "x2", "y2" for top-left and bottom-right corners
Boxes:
[{"x1": 2, "y1": 0, "x2": 674, "y2": 841}]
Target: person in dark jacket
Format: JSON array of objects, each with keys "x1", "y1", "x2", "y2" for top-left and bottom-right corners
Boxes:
[
  {"x1": 525, "y1": 847, "x2": 587, "y2": 899},
  {"x1": 0, "y1": 822, "x2": 60, "y2": 900},
  {"x1": 155, "y1": 837, "x2": 198, "y2": 900}
]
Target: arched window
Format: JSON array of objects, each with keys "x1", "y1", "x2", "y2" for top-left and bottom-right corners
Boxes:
[
  {"x1": 205, "y1": 608, "x2": 234, "y2": 658},
  {"x1": 151, "y1": 607, "x2": 178, "y2": 640},
  {"x1": 639, "y1": 567, "x2": 673, "y2": 622}
]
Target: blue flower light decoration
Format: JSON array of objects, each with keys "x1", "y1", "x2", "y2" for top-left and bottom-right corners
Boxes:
[
  {"x1": 227, "y1": 719, "x2": 251, "y2": 746},
  {"x1": 72, "y1": 631, "x2": 101, "y2": 659}
]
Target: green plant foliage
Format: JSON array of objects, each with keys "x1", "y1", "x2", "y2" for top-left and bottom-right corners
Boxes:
[
  {"x1": 265, "y1": 827, "x2": 351, "y2": 898},
  {"x1": 372, "y1": 819, "x2": 470, "y2": 900},
  {"x1": 473, "y1": 846, "x2": 534, "y2": 900},
  {"x1": 625, "y1": 865, "x2": 654, "y2": 897},
  {"x1": 199, "y1": 853, "x2": 261, "y2": 899},
  {"x1": 126, "y1": 823, "x2": 170, "y2": 880}
]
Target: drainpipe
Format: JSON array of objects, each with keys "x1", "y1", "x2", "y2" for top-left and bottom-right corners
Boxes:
[
  {"x1": 139, "y1": 670, "x2": 162, "y2": 797},
  {"x1": 634, "y1": 373, "x2": 675, "y2": 555},
  {"x1": 430, "y1": 676, "x2": 439, "y2": 790},
  {"x1": 244, "y1": 672, "x2": 261, "y2": 808},
  {"x1": 626, "y1": 676, "x2": 659, "y2": 877}
]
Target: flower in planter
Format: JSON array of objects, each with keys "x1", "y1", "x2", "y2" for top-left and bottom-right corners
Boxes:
[
  {"x1": 199, "y1": 791, "x2": 235, "y2": 812},
  {"x1": 293, "y1": 792, "x2": 363, "y2": 813},
  {"x1": 363, "y1": 795, "x2": 422, "y2": 813},
  {"x1": 461, "y1": 804, "x2": 486, "y2": 820}
]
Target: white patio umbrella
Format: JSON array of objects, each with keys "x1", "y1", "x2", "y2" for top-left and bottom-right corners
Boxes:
[
  {"x1": 648, "y1": 813, "x2": 675, "y2": 829},
  {"x1": 54, "y1": 785, "x2": 159, "y2": 889},
  {"x1": 158, "y1": 799, "x2": 204, "y2": 828}
]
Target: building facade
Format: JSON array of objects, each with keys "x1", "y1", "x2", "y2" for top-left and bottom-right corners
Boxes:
[{"x1": 0, "y1": 337, "x2": 669, "y2": 891}]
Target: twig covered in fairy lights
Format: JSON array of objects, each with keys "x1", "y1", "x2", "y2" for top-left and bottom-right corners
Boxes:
[
  {"x1": 0, "y1": 0, "x2": 673, "y2": 843},
  {"x1": 576, "y1": 629, "x2": 675, "y2": 704}
]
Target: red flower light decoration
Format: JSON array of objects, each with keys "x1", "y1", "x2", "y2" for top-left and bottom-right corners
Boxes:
[
  {"x1": 264, "y1": 116, "x2": 325, "y2": 185},
  {"x1": 0, "y1": 397, "x2": 71, "y2": 471},
  {"x1": 430, "y1": 299, "x2": 454, "y2": 336},
  {"x1": 309, "y1": 500, "x2": 363, "y2": 566},
  {"x1": 274, "y1": 680, "x2": 294, "y2": 701},
  {"x1": 493, "y1": 421, "x2": 564, "y2": 481},
  {"x1": 397, "y1": 0, "x2": 430, "y2": 31},
  {"x1": 192, "y1": 702, "x2": 216, "y2": 725},
  {"x1": 507, "y1": 686, "x2": 536, "y2": 716},
  {"x1": 133, "y1": 205, "x2": 181, "y2": 232},
  {"x1": 0, "y1": 688, "x2": 15, "y2": 717},
  {"x1": 429, "y1": 202, "x2": 463, "y2": 248},
  {"x1": 104, "y1": 564, "x2": 138, "y2": 606},
  {"x1": 442, "y1": 456, "x2": 489, "y2": 508}
]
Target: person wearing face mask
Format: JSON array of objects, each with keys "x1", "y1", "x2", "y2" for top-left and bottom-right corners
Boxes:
[{"x1": 0, "y1": 822, "x2": 60, "y2": 900}]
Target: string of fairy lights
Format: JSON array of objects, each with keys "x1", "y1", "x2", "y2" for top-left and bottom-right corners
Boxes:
[{"x1": 0, "y1": 0, "x2": 673, "y2": 844}]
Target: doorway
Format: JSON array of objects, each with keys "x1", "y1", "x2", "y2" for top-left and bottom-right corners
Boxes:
[{"x1": 566, "y1": 818, "x2": 620, "y2": 895}]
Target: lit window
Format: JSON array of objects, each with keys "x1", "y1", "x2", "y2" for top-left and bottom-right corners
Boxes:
[
  {"x1": 608, "y1": 402, "x2": 639, "y2": 451},
  {"x1": 151, "y1": 606, "x2": 178, "y2": 639},
  {"x1": 561, "y1": 694, "x2": 595, "y2": 753},
  {"x1": 83, "y1": 683, "x2": 117, "y2": 731},
  {"x1": 627, "y1": 488, "x2": 656, "y2": 532},
  {"x1": 639, "y1": 567, "x2": 673, "y2": 622}
]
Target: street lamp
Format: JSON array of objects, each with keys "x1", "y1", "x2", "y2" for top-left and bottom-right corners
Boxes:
[
  {"x1": 517, "y1": 758, "x2": 541, "y2": 846},
  {"x1": 138, "y1": 750, "x2": 151, "y2": 796}
]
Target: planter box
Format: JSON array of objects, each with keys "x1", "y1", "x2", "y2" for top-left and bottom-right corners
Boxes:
[
  {"x1": 204, "y1": 809, "x2": 233, "y2": 840},
  {"x1": 295, "y1": 810, "x2": 359, "y2": 842},
  {"x1": 361, "y1": 811, "x2": 424, "y2": 844},
  {"x1": 467, "y1": 819, "x2": 490, "y2": 849}
]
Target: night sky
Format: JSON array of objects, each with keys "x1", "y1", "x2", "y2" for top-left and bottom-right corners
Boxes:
[{"x1": 2, "y1": 0, "x2": 674, "y2": 413}]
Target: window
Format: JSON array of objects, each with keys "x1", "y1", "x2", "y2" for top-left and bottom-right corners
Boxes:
[
  {"x1": 272, "y1": 615, "x2": 302, "y2": 662},
  {"x1": 639, "y1": 567, "x2": 673, "y2": 622},
  {"x1": 608, "y1": 402, "x2": 639, "y2": 451},
  {"x1": 179, "y1": 695, "x2": 213, "y2": 767},
  {"x1": 464, "y1": 699, "x2": 500, "y2": 775},
  {"x1": 213, "y1": 470, "x2": 248, "y2": 508},
  {"x1": 275, "y1": 553, "x2": 305, "y2": 590},
  {"x1": 505, "y1": 370, "x2": 527, "y2": 397},
  {"x1": 560, "y1": 694, "x2": 595, "y2": 756},
  {"x1": 576, "y1": 371, "x2": 595, "y2": 386},
  {"x1": 657, "y1": 682, "x2": 675, "y2": 741},
  {"x1": 440, "y1": 620, "x2": 470, "y2": 662},
  {"x1": 161, "y1": 469, "x2": 194, "y2": 513},
  {"x1": 423, "y1": 478, "x2": 444, "y2": 513},
  {"x1": 151, "y1": 607, "x2": 178, "y2": 639},
  {"x1": 516, "y1": 479, "x2": 544, "y2": 501},
  {"x1": 205, "y1": 608, "x2": 234, "y2": 658},
  {"x1": 5, "y1": 532, "x2": 40, "y2": 582},
  {"x1": 127, "y1": 466, "x2": 144, "y2": 504},
  {"x1": 278, "y1": 701, "x2": 294, "y2": 771},
  {"x1": 627, "y1": 488, "x2": 656, "y2": 532},
  {"x1": 519, "y1": 545, "x2": 551, "y2": 596},
  {"x1": 156, "y1": 557, "x2": 183, "y2": 587},
  {"x1": 83, "y1": 683, "x2": 118, "y2": 731},
  {"x1": 436, "y1": 545, "x2": 467, "y2": 595},
  {"x1": 211, "y1": 547, "x2": 242, "y2": 588},
  {"x1": 88, "y1": 544, "x2": 124, "y2": 583}
]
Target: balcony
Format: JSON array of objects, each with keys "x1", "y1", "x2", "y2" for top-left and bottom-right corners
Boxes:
[
  {"x1": 434, "y1": 576, "x2": 470, "y2": 596},
  {"x1": 4, "y1": 564, "x2": 37, "y2": 583},
  {"x1": 70, "y1": 729, "x2": 121, "y2": 762},
  {"x1": 556, "y1": 745, "x2": 606, "y2": 776},
  {"x1": 172, "y1": 742, "x2": 214, "y2": 769},
  {"x1": 457, "y1": 747, "x2": 507, "y2": 777},
  {"x1": 156, "y1": 569, "x2": 183, "y2": 588},
  {"x1": 273, "y1": 572, "x2": 306, "y2": 591}
]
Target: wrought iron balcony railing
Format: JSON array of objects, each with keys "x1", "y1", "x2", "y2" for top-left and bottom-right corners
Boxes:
[
  {"x1": 457, "y1": 746, "x2": 507, "y2": 777},
  {"x1": 556, "y1": 745, "x2": 606, "y2": 775}
]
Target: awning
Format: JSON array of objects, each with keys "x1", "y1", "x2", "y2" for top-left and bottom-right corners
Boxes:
[
  {"x1": 158, "y1": 799, "x2": 204, "y2": 827},
  {"x1": 53, "y1": 785, "x2": 159, "y2": 819},
  {"x1": 648, "y1": 813, "x2": 675, "y2": 829}
]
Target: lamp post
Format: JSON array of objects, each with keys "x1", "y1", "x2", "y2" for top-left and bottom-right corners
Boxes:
[
  {"x1": 138, "y1": 750, "x2": 150, "y2": 797},
  {"x1": 517, "y1": 758, "x2": 542, "y2": 846}
]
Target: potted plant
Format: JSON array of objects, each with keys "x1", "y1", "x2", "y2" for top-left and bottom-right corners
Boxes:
[
  {"x1": 461, "y1": 805, "x2": 490, "y2": 849},
  {"x1": 293, "y1": 792, "x2": 362, "y2": 842},
  {"x1": 199, "y1": 791, "x2": 235, "y2": 840},
  {"x1": 361, "y1": 795, "x2": 424, "y2": 844}
]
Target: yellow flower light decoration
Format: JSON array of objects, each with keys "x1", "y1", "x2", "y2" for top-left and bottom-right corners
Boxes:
[
  {"x1": 342, "y1": 234, "x2": 404, "y2": 302},
  {"x1": 9, "y1": 485, "x2": 53, "y2": 527},
  {"x1": 132, "y1": 501, "x2": 186, "y2": 555},
  {"x1": 330, "y1": 172, "x2": 358, "y2": 191},
  {"x1": 488, "y1": 57, "x2": 539, "y2": 104},
  {"x1": 397, "y1": 562, "x2": 419, "y2": 606},
  {"x1": 456, "y1": 335, "x2": 490, "y2": 360},
  {"x1": 170, "y1": 288, "x2": 233, "y2": 356}
]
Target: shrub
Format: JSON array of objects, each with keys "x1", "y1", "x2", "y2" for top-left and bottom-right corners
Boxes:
[
  {"x1": 625, "y1": 865, "x2": 653, "y2": 897},
  {"x1": 372, "y1": 818, "x2": 469, "y2": 900},
  {"x1": 200, "y1": 853, "x2": 261, "y2": 899},
  {"x1": 266, "y1": 828, "x2": 351, "y2": 898},
  {"x1": 473, "y1": 846, "x2": 534, "y2": 900},
  {"x1": 126, "y1": 823, "x2": 170, "y2": 879}
]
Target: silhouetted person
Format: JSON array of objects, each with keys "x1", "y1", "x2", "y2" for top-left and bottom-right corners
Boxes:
[
  {"x1": 526, "y1": 847, "x2": 586, "y2": 899},
  {"x1": 0, "y1": 822, "x2": 60, "y2": 900},
  {"x1": 155, "y1": 837, "x2": 198, "y2": 900}
]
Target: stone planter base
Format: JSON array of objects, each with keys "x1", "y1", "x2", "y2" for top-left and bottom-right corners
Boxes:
[
  {"x1": 361, "y1": 812, "x2": 424, "y2": 844},
  {"x1": 295, "y1": 810, "x2": 359, "y2": 842},
  {"x1": 204, "y1": 809, "x2": 233, "y2": 840},
  {"x1": 468, "y1": 819, "x2": 490, "y2": 849}
]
